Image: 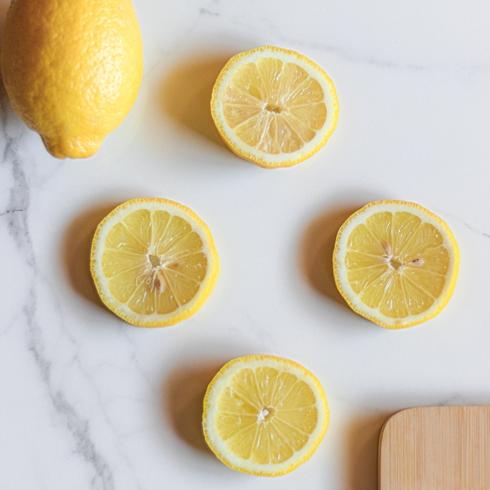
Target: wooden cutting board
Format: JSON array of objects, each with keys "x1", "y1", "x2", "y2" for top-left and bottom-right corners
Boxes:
[{"x1": 379, "y1": 406, "x2": 490, "y2": 490}]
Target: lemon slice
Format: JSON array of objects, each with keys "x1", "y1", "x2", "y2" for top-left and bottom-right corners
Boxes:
[
  {"x1": 202, "y1": 355, "x2": 329, "y2": 476},
  {"x1": 333, "y1": 200, "x2": 460, "y2": 329},
  {"x1": 90, "y1": 198, "x2": 219, "y2": 327},
  {"x1": 211, "y1": 46, "x2": 339, "y2": 168}
]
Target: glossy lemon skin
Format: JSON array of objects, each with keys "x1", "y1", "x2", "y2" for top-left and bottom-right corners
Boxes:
[{"x1": 1, "y1": 0, "x2": 143, "y2": 159}]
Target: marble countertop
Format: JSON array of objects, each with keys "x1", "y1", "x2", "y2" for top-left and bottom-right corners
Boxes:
[{"x1": 1, "y1": 0, "x2": 489, "y2": 489}]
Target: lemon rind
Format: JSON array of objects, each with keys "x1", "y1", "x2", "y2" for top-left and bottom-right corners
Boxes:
[
  {"x1": 90, "y1": 197, "x2": 219, "y2": 328},
  {"x1": 202, "y1": 354, "x2": 329, "y2": 477},
  {"x1": 1, "y1": 0, "x2": 143, "y2": 160},
  {"x1": 211, "y1": 45, "x2": 339, "y2": 169},
  {"x1": 333, "y1": 200, "x2": 460, "y2": 329}
]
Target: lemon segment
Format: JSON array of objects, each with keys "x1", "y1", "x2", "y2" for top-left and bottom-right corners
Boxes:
[
  {"x1": 90, "y1": 198, "x2": 219, "y2": 327},
  {"x1": 1, "y1": 0, "x2": 143, "y2": 159},
  {"x1": 333, "y1": 200, "x2": 460, "y2": 329},
  {"x1": 203, "y1": 355, "x2": 329, "y2": 476},
  {"x1": 211, "y1": 46, "x2": 339, "y2": 168}
]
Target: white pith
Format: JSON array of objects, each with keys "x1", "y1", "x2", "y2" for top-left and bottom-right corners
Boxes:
[
  {"x1": 334, "y1": 202, "x2": 458, "y2": 327},
  {"x1": 91, "y1": 199, "x2": 216, "y2": 325},
  {"x1": 203, "y1": 357, "x2": 328, "y2": 475},
  {"x1": 213, "y1": 47, "x2": 338, "y2": 166}
]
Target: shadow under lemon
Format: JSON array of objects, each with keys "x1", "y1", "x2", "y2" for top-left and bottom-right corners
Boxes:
[
  {"x1": 163, "y1": 361, "x2": 226, "y2": 455},
  {"x1": 159, "y1": 55, "x2": 232, "y2": 149},
  {"x1": 62, "y1": 203, "x2": 118, "y2": 309},
  {"x1": 0, "y1": 0, "x2": 11, "y2": 87},
  {"x1": 343, "y1": 412, "x2": 391, "y2": 490},
  {"x1": 300, "y1": 205, "x2": 362, "y2": 308},
  {"x1": 0, "y1": 0, "x2": 9, "y2": 38}
]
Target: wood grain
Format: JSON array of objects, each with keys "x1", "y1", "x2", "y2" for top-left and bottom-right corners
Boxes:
[{"x1": 379, "y1": 406, "x2": 490, "y2": 490}]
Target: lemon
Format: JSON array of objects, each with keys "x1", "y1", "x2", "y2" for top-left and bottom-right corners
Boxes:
[
  {"x1": 1, "y1": 0, "x2": 143, "y2": 159},
  {"x1": 333, "y1": 200, "x2": 460, "y2": 329},
  {"x1": 202, "y1": 355, "x2": 329, "y2": 476},
  {"x1": 211, "y1": 46, "x2": 339, "y2": 168},
  {"x1": 90, "y1": 198, "x2": 219, "y2": 327}
]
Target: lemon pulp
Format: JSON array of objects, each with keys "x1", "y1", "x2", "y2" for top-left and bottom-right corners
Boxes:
[
  {"x1": 203, "y1": 355, "x2": 328, "y2": 476},
  {"x1": 211, "y1": 46, "x2": 338, "y2": 168},
  {"x1": 91, "y1": 198, "x2": 219, "y2": 327},
  {"x1": 333, "y1": 201, "x2": 459, "y2": 328}
]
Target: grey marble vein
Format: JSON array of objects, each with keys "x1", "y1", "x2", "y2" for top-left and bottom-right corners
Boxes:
[
  {"x1": 24, "y1": 287, "x2": 115, "y2": 490},
  {"x1": 33, "y1": 270, "x2": 146, "y2": 490},
  {"x1": 436, "y1": 208, "x2": 490, "y2": 240},
  {"x1": 0, "y1": 94, "x2": 115, "y2": 490},
  {"x1": 199, "y1": 7, "x2": 219, "y2": 17},
  {"x1": 0, "y1": 207, "x2": 25, "y2": 216},
  {"x1": 0, "y1": 101, "x2": 35, "y2": 269},
  {"x1": 461, "y1": 220, "x2": 490, "y2": 239},
  {"x1": 223, "y1": 15, "x2": 490, "y2": 74}
]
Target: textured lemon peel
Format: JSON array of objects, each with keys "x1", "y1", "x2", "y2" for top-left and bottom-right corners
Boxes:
[{"x1": 1, "y1": 0, "x2": 143, "y2": 159}]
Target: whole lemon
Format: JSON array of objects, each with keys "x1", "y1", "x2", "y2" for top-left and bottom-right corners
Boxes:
[{"x1": 1, "y1": 0, "x2": 143, "y2": 159}]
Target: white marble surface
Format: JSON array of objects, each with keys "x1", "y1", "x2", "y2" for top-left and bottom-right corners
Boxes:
[{"x1": 1, "y1": 0, "x2": 489, "y2": 488}]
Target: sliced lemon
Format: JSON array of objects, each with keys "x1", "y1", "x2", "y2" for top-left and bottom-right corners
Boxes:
[
  {"x1": 333, "y1": 200, "x2": 460, "y2": 329},
  {"x1": 211, "y1": 46, "x2": 339, "y2": 168},
  {"x1": 90, "y1": 198, "x2": 219, "y2": 327},
  {"x1": 202, "y1": 355, "x2": 329, "y2": 476}
]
